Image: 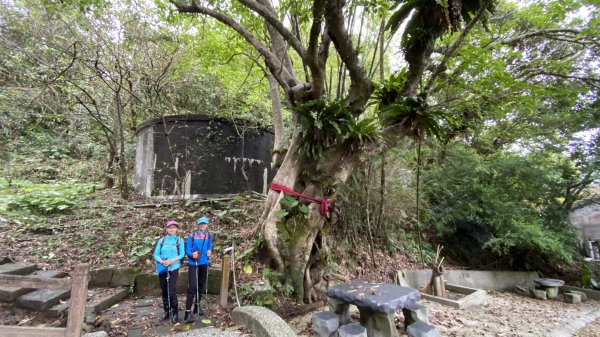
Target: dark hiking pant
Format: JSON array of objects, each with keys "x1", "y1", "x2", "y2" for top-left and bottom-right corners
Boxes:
[
  {"x1": 185, "y1": 264, "x2": 208, "y2": 310},
  {"x1": 159, "y1": 268, "x2": 179, "y2": 312}
]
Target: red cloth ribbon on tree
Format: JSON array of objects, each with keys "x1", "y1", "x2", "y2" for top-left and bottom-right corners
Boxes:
[{"x1": 269, "y1": 182, "x2": 332, "y2": 216}]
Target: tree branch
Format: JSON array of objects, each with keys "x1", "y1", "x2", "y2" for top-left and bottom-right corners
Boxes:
[
  {"x1": 237, "y1": 0, "x2": 306, "y2": 59},
  {"x1": 324, "y1": 0, "x2": 372, "y2": 112},
  {"x1": 424, "y1": 0, "x2": 494, "y2": 94},
  {"x1": 171, "y1": 0, "x2": 294, "y2": 92}
]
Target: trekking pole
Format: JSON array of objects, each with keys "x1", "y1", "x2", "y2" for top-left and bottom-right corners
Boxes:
[
  {"x1": 166, "y1": 263, "x2": 171, "y2": 322},
  {"x1": 205, "y1": 257, "x2": 210, "y2": 310},
  {"x1": 195, "y1": 264, "x2": 200, "y2": 315}
]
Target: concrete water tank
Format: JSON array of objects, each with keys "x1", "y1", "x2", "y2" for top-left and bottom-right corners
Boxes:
[{"x1": 134, "y1": 115, "x2": 274, "y2": 198}]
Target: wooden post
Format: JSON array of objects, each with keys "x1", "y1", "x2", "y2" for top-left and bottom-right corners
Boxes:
[
  {"x1": 219, "y1": 254, "x2": 231, "y2": 308},
  {"x1": 65, "y1": 264, "x2": 90, "y2": 337}
]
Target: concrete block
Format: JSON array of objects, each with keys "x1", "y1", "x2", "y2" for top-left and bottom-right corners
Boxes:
[
  {"x1": 560, "y1": 286, "x2": 600, "y2": 301},
  {"x1": 312, "y1": 311, "x2": 339, "y2": 337},
  {"x1": 89, "y1": 269, "x2": 114, "y2": 288},
  {"x1": 402, "y1": 302, "x2": 429, "y2": 327},
  {"x1": 338, "y1": 323, "x2": 367, "y2": 337},
  {"x1": 0, "y1": 270, "x2": 66, "y2": 302},
  {"x1": 83, "y1": 332, "x2": 109, "y2": 337},
  {"x1": 88, "y1": 287, "x2": 129, "y2": 313},
  {"x1": 0, "y1": 262, "x2": 37, "y2": 275},
  {"x1": 564, "y1": 293, "x2": 582, "y2": 304},
  {"x1": 16, "y1": 288, "x2": 71, "y2": 311},
  {"x1": 134, "y1": 273, "x2": 160, "y2": 297},
  {"x1": 232, "y1": 305, "x2": 297, "y2": 337},
  {"x1": 110, "y1": 269, "x2": 138, "y2": 287},
  {"x1": 329, "y1": 298, "x2": 350, "y2": 325},
  {"x1": 406, "y1": 321, "x2": 442, "y2": 337},
  {"x1": 46, "y1": 302, "x2": 69, "y2": 318},
  {"x1": 398, "y1": 269, "x2": 538, "y2": 291},
  {"x1": 567, "y1": 290, "x2": 587, "y2": 301}
]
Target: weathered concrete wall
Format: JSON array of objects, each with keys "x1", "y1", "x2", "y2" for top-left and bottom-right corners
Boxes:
[
  {"x1": 133, "y1": 126, "x2": 155, "y2": 196},
  {"x1": 134, "y1": 115, "x2": 274, "y2": 198},
  {"x1": 398, "y1": 269, "x2": 539, "y2": 291},
  {"x1": 570, "y1": 196, "x2": 600, "y2": 242}
]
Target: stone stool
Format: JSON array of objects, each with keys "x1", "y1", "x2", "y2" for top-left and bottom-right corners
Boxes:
[
  {"x1": 313, "y1": 311, "x2": 339, "y2": 337},
  {"x1": 338, "y1": 323, "x2": 367, "y2": 337},
  {"x1": 406, "y1": 321, "x2": 442, "y2": 337},
  {"x1": 402, "y1": 302, "x2": 429, "y2": 328},
  {"x1": 564, "y1": 292, "x2": 582, "y2": 304}
]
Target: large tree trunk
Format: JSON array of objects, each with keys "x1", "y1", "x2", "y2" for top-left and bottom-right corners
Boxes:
[{"x1": 261, "y1": 134, "x2": 360, "y2": 302}]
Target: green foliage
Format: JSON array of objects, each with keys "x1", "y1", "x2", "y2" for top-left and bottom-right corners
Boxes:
[
  {"x1": 423, "y1": 144, "x2": 580, "y2": 269},
  {"x1": 128, "y1": 235, "x2": 159, "y2": 264},
  {"x1": 276, "y1": 195, "x2": 309, "y2": 220},
  {"x1": 295, "y1": 100, "x2": 380, "y2": 162},
  {"x1": 0, "y1": 179, "x2": 95, "y2": 214}
]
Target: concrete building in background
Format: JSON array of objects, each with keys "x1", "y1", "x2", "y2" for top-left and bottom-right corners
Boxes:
[
  {"x1": 134, "y1": 115, "x2": 274, "y2": 199},
  {"x1": 570, "y1": 194, "x2": 600, "y2": 259}
]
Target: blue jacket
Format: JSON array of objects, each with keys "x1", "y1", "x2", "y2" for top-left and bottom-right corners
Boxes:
[
  {"x1": 153, "y1": 235, "x2": 185, "y2": 275},
  {"x1": 186, "y1": 230, "x2": 212, "y2": 266}
]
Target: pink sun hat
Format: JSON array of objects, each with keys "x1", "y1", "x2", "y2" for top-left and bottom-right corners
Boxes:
[{"x1": 165, "y1": 220, "x2": 179, "y2": 228}]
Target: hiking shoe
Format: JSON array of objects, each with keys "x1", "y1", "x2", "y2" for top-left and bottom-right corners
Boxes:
[
  {"x1": 184, "y1": 311, "x2": 194, "y2": 324},
  {"x1": 159, "y1": 311, "x2": 170, "y2": 322},
  {"x1": 171, "y1": 311, "x2": 179, "y2": 324},
  {"x1": 193, "y1": 305, "x2": 204, "y2": 316}
]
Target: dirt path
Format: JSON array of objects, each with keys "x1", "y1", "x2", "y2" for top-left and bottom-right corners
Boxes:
[
  {"x1": 288, "y1": 291, "x2": 600, "y2": 337},
  {"x1": 423, "y1": 291, "x2": 600, "y2": 337}
]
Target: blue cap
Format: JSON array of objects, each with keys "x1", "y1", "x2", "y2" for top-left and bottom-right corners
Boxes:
[{"x1": 197, "y1": 217, "x2": 209, "y2": 225}]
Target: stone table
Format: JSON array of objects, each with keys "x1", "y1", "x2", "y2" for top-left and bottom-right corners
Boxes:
[
  {"x1": 327, "y1": 279, "x2": 420, "y2": 337},
  {"x1": 534, "y1": 278, "x2": 564, "y2": 299}
]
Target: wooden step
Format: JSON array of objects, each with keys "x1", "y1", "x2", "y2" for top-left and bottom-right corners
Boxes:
[{"x1": 0, "y1": 270, "x2": 66, "y2": 302}]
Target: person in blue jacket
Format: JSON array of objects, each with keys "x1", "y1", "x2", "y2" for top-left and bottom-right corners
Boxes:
[
  {"x1": 183, "y1": 216, "x2": 213, "y2": 323},
  {"x1": 153, "y1": 220, "x2": 185, "y2": 324}
]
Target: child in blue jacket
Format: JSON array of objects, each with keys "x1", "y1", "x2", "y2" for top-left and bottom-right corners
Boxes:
[
  {"x1": 153, "y1": 220, "x2": 185, "y2": 324},
  {"x1": 183, "y1": 216, "x2": 213, "y2": 323}
]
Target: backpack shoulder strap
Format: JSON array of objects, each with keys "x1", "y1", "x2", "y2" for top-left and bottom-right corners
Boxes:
[{"x1": 159, "y1": 236, "x2": 166, "y2": 255}]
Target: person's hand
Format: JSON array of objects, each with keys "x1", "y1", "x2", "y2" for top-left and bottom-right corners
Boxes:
[
  {"x1": 192, "y1": 251, "x2": 199, "y2": 260},
  {"x1": 162, "y1": 259, "x2": 170, "y2": 266},
  {"x1": 207, "y1": 250, "x2": 212, "y2": 258}
]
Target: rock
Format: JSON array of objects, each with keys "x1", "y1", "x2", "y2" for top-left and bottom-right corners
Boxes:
[
  {"x1": 564, "y1": 293, "x2": 581, "y2": 304},
  {"x1": 402, "y1": 302, "x2": 429, "y2": 327},
  {"x1": 312, "y1": 311, "x2": 339, "y2": 337},
  {"x1": 406, "y1": 321, "x2": 442, "y2": 337},
  {"x1": 338, "y1": 323, "x2": 367, "y2": 337}
]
